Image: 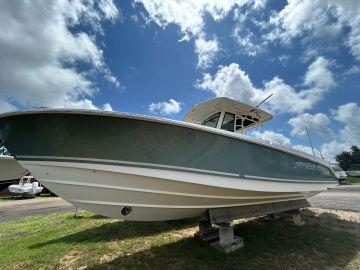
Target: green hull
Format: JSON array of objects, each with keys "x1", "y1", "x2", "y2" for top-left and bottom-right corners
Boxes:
[{"x1": 0, "y1": 111, "x2": 337, "y2": 183}]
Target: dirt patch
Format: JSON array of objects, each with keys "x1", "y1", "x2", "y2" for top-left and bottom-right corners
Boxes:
[
  {"x1": 99, "y1": 253, "x2": 113, "y2": 264},
  {"x1": 168, "y1": 226, "x2": 197, "y2": 239},
  {"x1": 58, "y1": 250, "x2": 82, "y2": 269},
  {"x1": 10, "y1": 262, "x2": 28, "y2": 270}
]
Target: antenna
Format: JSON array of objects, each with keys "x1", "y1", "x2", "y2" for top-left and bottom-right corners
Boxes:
[
  {"x1": 305, "y1": 126, "x2": 316, "y2": 156},
  {"x1": 256, "y1": 93, "x2": 273, "y2": 108}
]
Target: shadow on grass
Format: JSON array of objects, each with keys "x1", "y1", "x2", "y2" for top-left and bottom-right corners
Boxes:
[
  {"x1": 68, "y1": 214, "x2": 106, "y2": 220},
  {"x1": 85, "y1": 209, "x2": 360, "y2": 270},
  {"x1": 30, "y1": 218, "x2": 196, "y2": 249}
]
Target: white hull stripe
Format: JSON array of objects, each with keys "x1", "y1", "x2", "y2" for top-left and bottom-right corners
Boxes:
[
  {"x1": 244, "y1": 174, "x2": 334, "y2": 183},
  {"x1": 17, "y1": 155, "x2": 338, "y2": 184},
  {"x1": 71, "y1": 196, "x2": 308, "y2": 209},
  {"x1": 40, "y1": 178, "x2": 313, "y2": 200},
  {"x1": 17, "y1": 155, "x2": 238, "y2": 177}
]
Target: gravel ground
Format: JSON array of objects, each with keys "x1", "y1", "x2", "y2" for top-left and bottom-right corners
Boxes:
[
  {"x1": 0, "y1": 185, "x2": 358, "y2": 223},
  {"x1": 0, "y1": 197, "x2": 75, "y2": 223},
  {"x1": 308, "y1": 186, "x2": 360, "y2": 212}
]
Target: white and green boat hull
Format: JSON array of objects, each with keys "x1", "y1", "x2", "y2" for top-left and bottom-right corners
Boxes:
[{"x1": 0, "y1": 110, "x2": 337, "y2": 221}]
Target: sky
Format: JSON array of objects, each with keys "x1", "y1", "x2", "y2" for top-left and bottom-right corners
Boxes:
[{"x1": 0, "y1": 0, "x2": 359, "y2": 161}]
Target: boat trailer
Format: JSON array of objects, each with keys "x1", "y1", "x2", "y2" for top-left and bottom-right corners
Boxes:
[{"x1": 196, "y1": 199, "x2": 310, "y2": 253}]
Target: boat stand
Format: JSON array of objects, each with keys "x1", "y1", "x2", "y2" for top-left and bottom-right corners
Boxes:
[
  {"x1": 210, "y1": 221, "x2": 245, "y2": 253},
  {"x1": 271, "y1": 209, "x2": 304, "y2": 226},
  {"x1": 196, "y1": 199, "x2": 310, "y2": 253},
  {"x1": 196, "y1": 218, "x2": 218, "y2": 242},
  {"x1": 196, "y1": 218, "x2": 244, "y2": 253}
]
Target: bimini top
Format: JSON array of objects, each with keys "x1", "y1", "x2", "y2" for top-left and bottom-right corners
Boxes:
[{"x1": 183, "y1": 97, "x2": 273, "y2": 133}]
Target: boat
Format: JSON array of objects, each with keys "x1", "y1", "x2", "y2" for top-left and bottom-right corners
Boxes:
[
  {"x1": 8, "y1": 175, "x2": 43, "y2": 196},
  {"x1": 0, "y1": 97, "x2": 338, "y2": 221},
  {"x1": 345, "y1": 171, "x2": 360, "y2": 178},
  {"x1": 0, "y1": 155, "x2": 28, "y2": 191},
  {"x1": 329, "y1": 162, "x2": 347, "y2": 182}
]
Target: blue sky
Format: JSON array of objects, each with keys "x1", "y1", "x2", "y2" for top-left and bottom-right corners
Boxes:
[{"x1": 0, "y1": 0, "x2": 359, "y2": 160}]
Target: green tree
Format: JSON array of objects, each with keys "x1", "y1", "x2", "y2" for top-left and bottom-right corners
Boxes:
[
  {"x1": 350, "y1": 146, "x2": 360, "y2": 167},
  {"x1": 335, "y1": 145, "x2": 360, "y2": 170}
]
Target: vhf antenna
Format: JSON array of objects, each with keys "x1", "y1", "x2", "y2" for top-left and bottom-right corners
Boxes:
[
  {"x1": 256, "y1": 93, "x2": 273, "y2": 108},
  {"x1": 305, "y1": 126, "x2": 316, "y2": 156}
]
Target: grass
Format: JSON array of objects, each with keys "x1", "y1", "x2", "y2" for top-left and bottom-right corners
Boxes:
[
  {"x1": 341, "y1": 177, "x2": 360, "y2": 185},
  {"x1": 0, "y1": 209, "x2": 359, "y2": 270}
]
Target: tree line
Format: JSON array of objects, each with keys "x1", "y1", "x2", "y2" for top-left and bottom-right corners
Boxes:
[{"x1": 336, "y1": 146, "x2": 360, "y2": 171}]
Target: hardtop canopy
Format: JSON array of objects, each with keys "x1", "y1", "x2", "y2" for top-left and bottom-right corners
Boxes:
[{"x1": 183, "y1": 97, "x2": 272, "y2": 132}]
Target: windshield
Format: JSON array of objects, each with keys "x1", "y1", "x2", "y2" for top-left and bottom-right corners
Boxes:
[
  {"x1": 202, "y1": 112, "x2": 220, "y2": 128},
  {"x1": 221, "y1": 112, "x2": 235, "y2": 132}
]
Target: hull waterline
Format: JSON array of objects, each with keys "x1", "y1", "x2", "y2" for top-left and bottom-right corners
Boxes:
[{"x1": 0, "y1": 110, "x2": 338, "y2": 221}]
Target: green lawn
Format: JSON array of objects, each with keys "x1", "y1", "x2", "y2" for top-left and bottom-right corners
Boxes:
[
  {"x1": 341, "y1": 177, "x2": 360, "y2": 185},
  {"x1": 0, "y1": 208, "x2": 359, "y2": 270}
]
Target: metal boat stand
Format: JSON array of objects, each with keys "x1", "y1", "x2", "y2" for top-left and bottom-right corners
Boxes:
[{"x1": 196, "y1": 199, "x2": 310, "y2": 253}]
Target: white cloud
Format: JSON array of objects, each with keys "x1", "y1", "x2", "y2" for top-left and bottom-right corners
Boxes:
[
  {"x1": 344, "y1": 65, "x2": 360, "y2": 75},
  {"x1": 268, "y1": 1, "x2": 339, "y2": 43},
  {"x1": 333, "y1": 103, "x2": 360, "y2": 146},
  {"x1": 136, "y1": 0, "x2": 263, "y2": 67},
  {"x1": 55, "y1": 99, "x2": 113, "y2": 111},
  {"x1": 292, "y1": 144, "x2": 322, "y2": 157},
  {"x1": 195, "y1": 36, "x2": 220, "y2": 69},
  {"x1": 334, "y1": 103, "x2": 360, "y2": 123},
  {"x1": 233, "y1": 29, "x2": 265, "y2": 56},
  {"x1": 335, "y1": 1, "x2": 360, "y2": 60},
  {"x1": 321, "y1": 140, "x2": 350, "y2": 161},
  {"x1": 149, "y1": 99, "x2": 182, "y2": 115},
  {"x1": 250, "y1": 103, "x2": 360, "y2": 161},
  {"x1": 278, "y1": 54, "x2": 290, "y2": 66},
  {"x1": 304, "y1": 57, "x2": 335, "y2": 89},
  {"x1": 321, "y1": 102, "x2": 360, "y2": 160},
  {"x1": 262, "y1": 77, "x2": 315, "y2": 114},
  {"x1": 252, "y1": 0, "x2": 267, "y2": 10},
  {"x1": 232, "y1": 6, "x2": 267, "y2": 57},
  {"x1": 0, "y1": 1, "x2": 119, "y2": 111},
  {"x1": 196, "y1": 63, "x2": 260, "y2": 105},
  {"x1": 136, "y1": 0, "x2": 258, "y2": 39},
  {"x1": 99, "y1": 0, "x2": 121, "y2": 21},
  {"x1": 288, "y1": 113, "x2": 334, "y2": 139},
  {"x1": 267, "y1": 0, "x2": 360, "y2": 61},
  {"x1": 102, "y1": 103, "x2": 114, "y2": 111},
  {"x1": 196, "y1": 57, "x2": 335, "y2": 114},
  {"x1": 251, "y1": 130, "x2": 291, "y2": 146},
  {"x1": 250, "y1": 129, "x2": 322, "y2": 156},
  {"x1": 0, "y1": 97, "x2": 17, "y2": 113}
]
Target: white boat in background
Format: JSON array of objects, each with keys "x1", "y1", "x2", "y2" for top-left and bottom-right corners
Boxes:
[
  {"x1": 329, "y1": 162, "x2": 347, "y2": 181},
  {"x1": 0, "y1": 97, "x2": 338, "y2": 221},
  {"x1": 0, "y1": 155, "x2": 28, "y2": 189},
  {"x1": 8, "y1": 176, "x2": 43, "y2": 196},
  {"x1": 345, "y1": 171, "x2": 360, "y2": 178}
]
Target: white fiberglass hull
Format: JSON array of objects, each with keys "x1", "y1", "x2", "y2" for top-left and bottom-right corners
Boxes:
[
  {"x1": 0, "y1": 155, "x2": 27, "y2": 182},
  {"x1": 20, "y1": 160, "x2": 335, "y2": 221}
]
